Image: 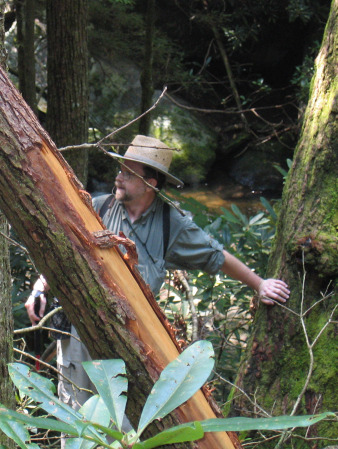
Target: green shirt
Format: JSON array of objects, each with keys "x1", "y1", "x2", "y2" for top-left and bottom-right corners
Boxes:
[{"x1": 92, "y1": 194, "x2": 225, "y2": 294}]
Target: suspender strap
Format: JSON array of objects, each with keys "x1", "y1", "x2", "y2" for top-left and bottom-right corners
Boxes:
[
  {"x1": 99, "y1": 194, "x2": 115, "y2": 219},
  {"x1": 162, "y1": 201, "x2": 170, "y2": 259},
  {"x1": 99, "y1": 194, "x2": 170, "y2": 260}
]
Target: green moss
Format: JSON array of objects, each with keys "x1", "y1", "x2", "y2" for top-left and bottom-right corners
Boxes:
[{"x1": 151, "y1": 105, "x2": 218, "y2": 184}]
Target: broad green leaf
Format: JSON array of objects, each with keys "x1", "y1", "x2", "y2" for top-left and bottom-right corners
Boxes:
[
  {"x1": 260, "y1": 196, "x2": 277, "y2": 221},
  {"x1": 0, "y1": 409, "x2": 31, "y2": 449},
  {"x1": 80, "y1": 395, "x2": 111, "y2": 427},
  {"x1": 8, "y1": 363, "x2": 82, "y2": 424},
  {"x1": 231, "y1": 204, "x2": 248, "y2": 225},
  {"x1": 133, "y1": 421, "x2": 204, "y2": 449},
  {"x1": 220, "y1": 207, "x2": 241, "y2": 224},
  {"x1": 137, "y1": 341, "x2": 214, "y2": 435},
  {"x1": 66, "y1": 396, "x2": 111, "y2": 449},
  {"x1": 248, "y1": 213, "x2": 270, "y2": 226},
  {"x1": 198, "y1": 412, "x2": 335, "y2": 432},
  {"x1": 83, "y1": 359, "x2": 127, "y2": 431},
  {"x1": 0, "y1": 406, "x2": 107, "y2": 447},
  {"x1": 87, "y1": 422, "x2": 124, "y2": 441},
  {"x1": 7, "y1": 365, "x2": 105, "y2": 444}
]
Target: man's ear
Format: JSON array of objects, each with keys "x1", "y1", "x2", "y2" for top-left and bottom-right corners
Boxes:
[{"x1": 146, "y1": 177, "x2": 158, "y2": 189}]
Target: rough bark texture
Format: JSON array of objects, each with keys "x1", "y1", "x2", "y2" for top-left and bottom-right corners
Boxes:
[
  {"x1": 0, "y1": 6, "x2": 15, "y2": 447},
  {"x1": 16, "y1": 0, "x2": 37, "y2": 114},
  {"x1": 139, "y1": 0, "x2": 155, "y2": 135},
  {"x1": 0, "y1": 214, "x2": 15, "y2": 449},
  {"x1": 234, "y1": 2, "x2": 337, "y2": 447},
  {"x1": 0, "y1": 66, "x2": 240, "y2": 449},
  {"x1": 46, "y1": 0, "x2": 89, "y2": 185}
]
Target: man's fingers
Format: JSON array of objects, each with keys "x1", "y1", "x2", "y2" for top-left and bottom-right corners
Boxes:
[{"x1": 259, "y1": 279, "x2": 290, "y2": 305}]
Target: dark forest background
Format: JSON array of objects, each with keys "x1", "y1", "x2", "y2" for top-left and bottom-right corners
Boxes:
[{"x1": 4, "y1": 0, "x2": 330, "y2": 194}]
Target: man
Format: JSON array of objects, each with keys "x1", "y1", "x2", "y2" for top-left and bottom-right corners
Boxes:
[{"x1": 26, "y1": 135, "x2": 289, "y2": 414}]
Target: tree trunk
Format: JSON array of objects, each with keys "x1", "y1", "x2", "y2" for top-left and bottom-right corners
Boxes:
[
  {"x1": 139, "y1": 0, "x2": 155, "y2": 135},
  {"x1": 16, "y1": 0, "x2": 37, "y2": 114},
  {"x1": 0, "y1": 5, "x2": 15, "y2": 448},
  {"x1": 234, "y1": 2, "x2": 337, "y2": 447},
  {"x1": 0, "y1": 66, "x2": 240, "y2": 449},
  {"x1": 0, "y1": 214, "x2": 15, "y2": 448},
  {"x1": 46, "y1": 0, "x2": 89, "y2": 185}
]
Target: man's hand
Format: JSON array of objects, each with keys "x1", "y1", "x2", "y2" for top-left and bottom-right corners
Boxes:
[
  {"x1": 25, "y1": 276, "x2": 49, "y2": 326},
  {"x1": 258, "y1": 279, "x2": 290, "y2": 305}
]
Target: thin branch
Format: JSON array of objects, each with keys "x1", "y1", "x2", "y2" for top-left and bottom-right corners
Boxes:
[
  {"x1": 311, "y1": 304, "x2": 337, "y2": 348},
  {"x1": 58, "y1": 142, "x2": 97, "y2": 152},
  {"x1": 274, "y1": 252, "x2": 336, "y2": 449},
  {"x1": 0, "y1": 229, "x2": 38, "y2": 273},
  {"x1": 14, "y1": 307, "x2": 63, "y2": 334},
  {"x1": 175, "y1": 270, "x2": 199, "y2": 341},
  {"x1": 304, "y1": 290, "x2": 334, "y2": 316},
  {"x1": 165, "y1": 90, "x2": 295, "y2": 115},
  {"x1": 263, "y1": 297, "x2": 300, "y2": 317},
  {"x1": 97, "y1": 86, "x2": 167, "y2": 145},
  {"x1": 14, "y1": 348, "x2": 94, "y2": 397},
  {"x1": 214, "y1": 371, "x2": 271, "y2": 418}
]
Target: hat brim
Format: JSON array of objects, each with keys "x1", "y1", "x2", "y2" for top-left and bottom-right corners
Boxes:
[{"x1": 108, "y1": 151, "x2": 184, "y2": 187}]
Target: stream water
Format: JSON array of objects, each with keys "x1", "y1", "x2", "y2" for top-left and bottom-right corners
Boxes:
[{"x1": 177, "y1": 178, "x2": 281, "y2": 217}]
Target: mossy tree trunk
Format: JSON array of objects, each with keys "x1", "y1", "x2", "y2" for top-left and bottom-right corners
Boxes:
[
  {"x1": 0, "y1": 4, "x2": 15, "y2": 448},
  {"x1": 0, "y1": 66, "x2": 240, "y2": 449},
  {"x1": 234, "y1": 2, "x2": 337, "y2": 447},
  {"x1": 46, "y1": 0, "x2": 89, "y2": 185}
]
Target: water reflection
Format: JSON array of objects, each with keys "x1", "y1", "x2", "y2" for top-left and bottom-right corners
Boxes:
[{"x1": 179, "y1": 180, "x2": 276, "y2": 216}]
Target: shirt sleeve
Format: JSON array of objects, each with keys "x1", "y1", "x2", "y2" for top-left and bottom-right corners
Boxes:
[{"x1": 165, "y1": 211, "x2": 225, "y2": 275}]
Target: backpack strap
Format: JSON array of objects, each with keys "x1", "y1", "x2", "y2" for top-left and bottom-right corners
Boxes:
[
  {"x1": 162, "y1": 201, "x2": 170, "y2": 259},
  {"x1": 100, "y1": 194, "x2": 170, "y2": 260},
  {"x1": 99, "y1": 194, "x2": 115, "y2": 219}
]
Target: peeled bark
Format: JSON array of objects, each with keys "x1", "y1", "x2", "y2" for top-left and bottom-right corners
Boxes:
[
  {"x1": 234, "y1": 2, "x2": 337, "y2": 447},
  {"x1": 0, "y1": 66, "x2": 240, "y2": 449}
]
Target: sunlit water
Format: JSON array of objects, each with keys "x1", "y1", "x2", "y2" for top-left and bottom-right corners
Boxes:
[{"x1": 175, "y1": 179, "x2": 281, "y2": 216}]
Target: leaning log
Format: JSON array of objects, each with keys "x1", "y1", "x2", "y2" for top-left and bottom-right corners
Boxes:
[{"x1": 0, "y1": 66, "x2": 240, "y2": 449}]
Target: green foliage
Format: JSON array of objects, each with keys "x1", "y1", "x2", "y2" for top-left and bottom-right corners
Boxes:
[
  {"x1": 151, "y1": 104, "x2": 218, "y2": 184},
  {"x1": 206, "y1": 201, "x2": 275, "y2": 272},
  {"x1": 158, "y1": 197, "x2": 278, "y2": 402},
  {"x1": 0, "y1": 341, "x2": 333, "y2": 449},
  {"x1": 273, "y1": 158, "x2": 293, "y2": 184},
  {"x1": 291, "y1": 48, "x2": 320, "y2": 103},
  {"x1": 286, "y1": 0, "x2": 315, "y2": 23}
]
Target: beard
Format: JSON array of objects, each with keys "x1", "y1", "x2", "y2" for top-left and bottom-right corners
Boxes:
[{"x1": 115, "y1": 186, "x2": 130, "y2": 202}]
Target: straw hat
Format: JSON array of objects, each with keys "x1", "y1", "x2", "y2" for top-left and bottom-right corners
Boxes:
[{"x1": 109, "y1": 135, "x2": 183, "y2": 187}]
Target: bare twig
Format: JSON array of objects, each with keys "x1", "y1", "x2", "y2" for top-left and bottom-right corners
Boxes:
[
  {"x1": 175, "y1": 270, "x2": 199, "y2": 341},
  {"x1": 274, "y1": 251, "x2": 337, "y2": 449},
  {"x1": 214, "y1": 371, "x2": 271, "y2": 418},
  {"x1": 13, "y1": 307, "x2": 74, "y2": 340},
  {"x1": 0, "y1": 230, "x2": 38, "y2": 273},
  {"x1": 13, "y1": 348, "x2": 94, "y2": 397},
  {"x1": 97, "y1": 86, "x2": 167, "y2": 146}
]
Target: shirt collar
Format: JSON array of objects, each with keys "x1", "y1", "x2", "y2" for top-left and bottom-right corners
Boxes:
[{"x1": 118, "y1": 196, "x2": 159, "y2": 223}]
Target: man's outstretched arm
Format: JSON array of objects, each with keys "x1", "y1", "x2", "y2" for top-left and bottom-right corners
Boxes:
[{"x1": 221, "y1": 250, "x2": 290, "y2": 305}]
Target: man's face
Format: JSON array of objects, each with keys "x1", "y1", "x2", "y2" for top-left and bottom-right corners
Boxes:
[{"x1": 115, "y1": 161, "x2": 148, "y2": 203}]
